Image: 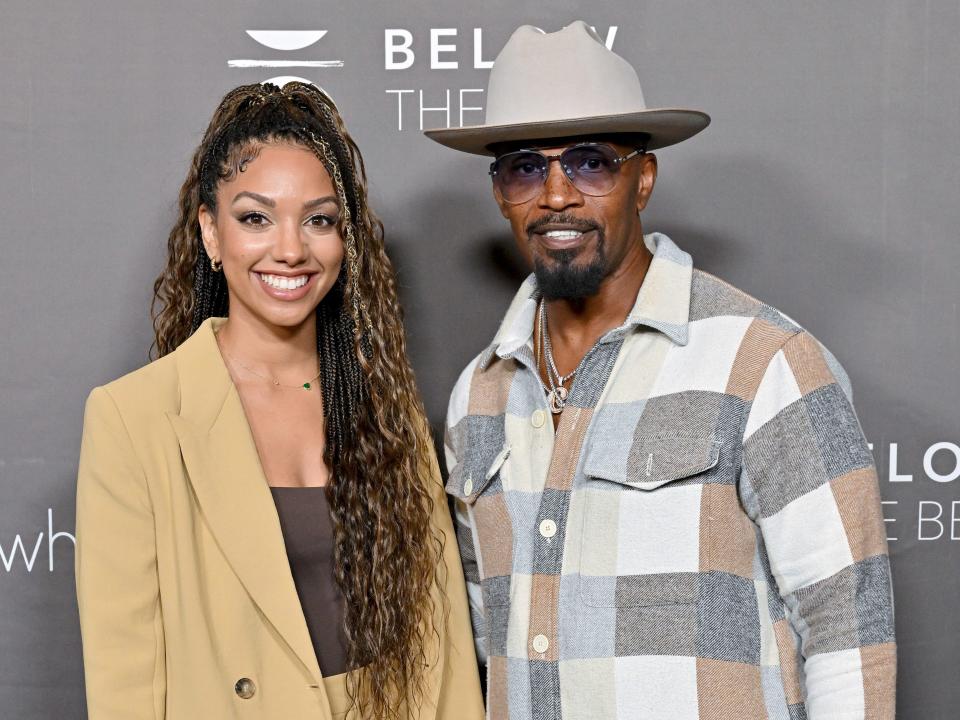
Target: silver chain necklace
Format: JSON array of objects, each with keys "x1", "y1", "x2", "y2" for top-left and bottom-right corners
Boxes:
[{"x1": 537, "y1": 299, "x2": 576, "y2": 414}]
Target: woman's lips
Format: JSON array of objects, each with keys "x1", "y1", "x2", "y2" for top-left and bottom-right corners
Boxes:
[{"x1": 254, "y1": 271, "x2": 317, "y2": 301}]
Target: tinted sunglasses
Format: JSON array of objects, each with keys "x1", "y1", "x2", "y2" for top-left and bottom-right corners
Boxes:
[{"x1": 489, "y1": 142, "x2": 646, "y2": 205}]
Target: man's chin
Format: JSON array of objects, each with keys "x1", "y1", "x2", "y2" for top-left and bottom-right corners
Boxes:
[{"x1": 533, "y1": 258, "x2": 607, "y2": 301}]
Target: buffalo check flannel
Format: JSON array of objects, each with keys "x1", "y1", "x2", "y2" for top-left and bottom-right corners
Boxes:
[{"x1": 444, "y1": 233, "x2": 895, "y2": 720}]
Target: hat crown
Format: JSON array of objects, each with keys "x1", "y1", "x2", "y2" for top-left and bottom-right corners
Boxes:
[{"x1": 485, "y1": 21, "x2": 648, "y2": 127}]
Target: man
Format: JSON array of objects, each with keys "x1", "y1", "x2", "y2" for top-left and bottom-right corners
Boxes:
[{"x1": 425, "y1": 20, "x2": 895, "y2": 720}]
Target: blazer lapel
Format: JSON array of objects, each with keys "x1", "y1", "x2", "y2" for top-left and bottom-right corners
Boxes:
[{"x1": 164, "y1": 317, "x2": 325, "y2": 688}]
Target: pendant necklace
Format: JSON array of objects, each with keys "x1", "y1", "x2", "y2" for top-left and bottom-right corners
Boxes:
[
  {"x1": 537, "y1": 299, "x2": 577, "y2": 414},
  {"x1": 222, "y1": 350, "x2": 322, "y2": 391}
]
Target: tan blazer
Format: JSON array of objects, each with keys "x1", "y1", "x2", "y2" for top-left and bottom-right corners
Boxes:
[{"x1": 75, "y1": 316, "x2": 485, "y2": 720}]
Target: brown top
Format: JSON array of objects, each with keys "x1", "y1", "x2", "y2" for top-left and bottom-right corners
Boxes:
[{"x1": 269, "y1": 486, "x2": 348, "y2": 677}]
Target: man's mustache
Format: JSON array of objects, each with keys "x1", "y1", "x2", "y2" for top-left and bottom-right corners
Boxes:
[{"x1": 526, "y1": 213, "x2": 601, "y2": 235}]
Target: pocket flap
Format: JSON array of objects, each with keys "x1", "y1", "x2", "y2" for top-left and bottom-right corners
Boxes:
[
  {"x1": 446, "y1": 445, "x2": 511, "y2": 504},
  {"x1": 585, "y1": 436, "x2": 720, "y2": 491}
]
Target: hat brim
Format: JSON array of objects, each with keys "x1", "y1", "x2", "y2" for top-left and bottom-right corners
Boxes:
[{"x1": 423, "y1": 108, "x2": 710, "y2": 156}]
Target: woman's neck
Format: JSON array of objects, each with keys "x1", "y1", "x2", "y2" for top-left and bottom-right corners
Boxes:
[{"x1": 214, "y1": 312, "x2": 319, "y2": 376}]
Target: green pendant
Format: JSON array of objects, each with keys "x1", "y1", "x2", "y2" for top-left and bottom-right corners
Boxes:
[{"x1": 303, "y1": 382, "x2": 311, "y2": 390}]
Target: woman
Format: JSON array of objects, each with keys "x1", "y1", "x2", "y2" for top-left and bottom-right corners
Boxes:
[{"x1": 75, "y1": 82, "x2": 484, "y2": 720}]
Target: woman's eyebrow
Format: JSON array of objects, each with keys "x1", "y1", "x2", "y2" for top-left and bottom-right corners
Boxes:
[
  {"x1": 232, "y1": 190, "x2": 275, "y2": 207},
  {"x1": 303, "y1": 196, "x2": 339, "y2": 210}
]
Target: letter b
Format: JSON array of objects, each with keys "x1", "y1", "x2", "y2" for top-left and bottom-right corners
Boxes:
[{"x1": 385, "y1": 30, "x2": 414, "y2": 70}]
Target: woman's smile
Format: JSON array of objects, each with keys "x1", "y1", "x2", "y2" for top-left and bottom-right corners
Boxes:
[{"x1": 254, "y1": 271, "x2": 318, "y2": 301}]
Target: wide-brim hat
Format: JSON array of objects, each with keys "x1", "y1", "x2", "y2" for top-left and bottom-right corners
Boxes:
[{"x1": 424, "y1": 21, "x2": 710, "y2": 156}]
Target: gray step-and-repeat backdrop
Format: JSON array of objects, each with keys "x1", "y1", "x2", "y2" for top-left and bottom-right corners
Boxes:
[{"x1": 1, "y1": 1, "x2": 957, "y2": 717}]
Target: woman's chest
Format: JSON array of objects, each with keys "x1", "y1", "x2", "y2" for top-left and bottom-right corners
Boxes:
[{"x1": 238, "y1": 385, "x2": 330, "y2": 487}]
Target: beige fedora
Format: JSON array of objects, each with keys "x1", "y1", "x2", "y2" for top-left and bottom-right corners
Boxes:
[{"x1": 424, "y1": 21, "x2": 710, "y2": 156}]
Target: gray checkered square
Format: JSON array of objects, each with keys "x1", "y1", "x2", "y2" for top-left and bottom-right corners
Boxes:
[
  {"x1": 803, "y1": 383, "x2": 874, "y2": 479},
  {"x1": 615, "y1": 600, "x2": 699, "y2": 657},
  {"x1": 482, "y1": 573, "x2": 511, "y2": 608},
  {"x1": 634, "y1": 390, "x2": 725, "y2": 440},
  {"x1": 855, "y1": 555, "x2": 896, "y2": 647},
  {"x1": 696, "y1": 571, "x2": 761, "y2": 664},
  {"x1": 616, "y1": 572, "x2": 699, "y2": 607},
  {"x1": 689, "y1": 272, "x2": 762, "y2": 322},
  {"x1": 447, "y1": 414, "x2": 506, "y2": 499},
  {"x1": 484, "y1": 577, "x2": 511, "y2": 656},
  {"x1": 743, "y1": 400, "x2": 831, "y2": 517},
  {"x1": 790, "y1": 563, "x2": 858, "y2": 655},
  {"x1": 791, "y1": 554, "x2": 896, "y2": 654},
  {"x1": 529, "y1": 660, "x2": 562, "y2": 720}
]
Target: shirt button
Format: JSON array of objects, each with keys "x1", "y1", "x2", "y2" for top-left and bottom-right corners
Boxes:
[
  {"x1": 538, "y1": 519, "x2": 557, "y2": 538},
  {"x1": 532, "y1": 634, "x2": 550, "y2": 654},
  {"x1": 531, "y1": 409, "x2": 546, "y2": 428},
  {"x1": 463, "y1": 477, "x2": 474, "y2": 495},
  {"x1": 234, "y1": 677, "x2": 256, "y2": 699}
]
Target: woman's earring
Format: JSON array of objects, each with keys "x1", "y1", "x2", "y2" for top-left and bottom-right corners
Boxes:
[{"x1": 210, "y1": 256, "x2": 222, "y2": 272}]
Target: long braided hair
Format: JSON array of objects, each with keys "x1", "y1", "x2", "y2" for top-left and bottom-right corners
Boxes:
[{"x1": 151, "y1": 82, "x2": 442, "y2": 718}]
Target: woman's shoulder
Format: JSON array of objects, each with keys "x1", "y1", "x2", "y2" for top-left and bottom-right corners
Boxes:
[
  {"x1": 102, "y1": 352, "x2": 179, "y2": 403},
  {"x1": 86, "y1": 319, "x2": 226, "y2": 443},
  {"x1": 86, "y1": 349, "x2": 183, "y2": 442}
]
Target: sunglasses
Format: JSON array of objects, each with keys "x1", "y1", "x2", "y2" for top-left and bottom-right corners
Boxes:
[{"x1": 489, "y1": 142, "x2": 646, "y2": 205}]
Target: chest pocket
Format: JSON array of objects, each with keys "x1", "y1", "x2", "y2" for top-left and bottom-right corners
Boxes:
[
  {"x1": 579, "y1": 435, "x2": 721, "y2": 608},
  {"x1": 446, "y1": 445, "x2": 513, "y2": 607}
]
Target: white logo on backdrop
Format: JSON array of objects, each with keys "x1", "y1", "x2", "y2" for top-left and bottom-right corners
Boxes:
[
  {"x1": 230, "y1": 29, "x2": 342, "y2": 87},
  {"x1": 383, "y1": 25, "x2": 619, "y2": 131},
  {"x1": 224, "y1": 25, "x2": 621, "y2": 131}
]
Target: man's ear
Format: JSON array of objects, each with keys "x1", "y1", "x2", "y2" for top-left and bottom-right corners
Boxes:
[
  {"x1": 636, "y1": 152, "x2": 658, "y2": 214},
  {"x1": 197, "y1": 204, "x2": 220, "y2": 260}
]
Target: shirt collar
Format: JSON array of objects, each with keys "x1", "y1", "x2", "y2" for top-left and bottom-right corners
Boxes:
[{"x1": 479, "y1": 232, "x2": 692, "y2": 369}]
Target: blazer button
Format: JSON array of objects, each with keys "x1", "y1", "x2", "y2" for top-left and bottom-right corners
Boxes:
[{"x1": 235, "y1": 677, "x2": 256, "y2": 699}]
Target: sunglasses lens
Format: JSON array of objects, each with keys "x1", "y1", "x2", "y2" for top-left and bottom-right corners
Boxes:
[
  {"x1": 494, "y1": 151, "x2": 547, "y2": 203},
  {"x1": 563, "y1": 145, "x2": 620, "y2": 196},
  {"x1": 491, "y1": 144, "x2": 628, "y2": 203}
]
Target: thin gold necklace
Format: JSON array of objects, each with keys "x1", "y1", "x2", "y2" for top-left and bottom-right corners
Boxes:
[{"x1": 222, "y1": 349, "x2": 322, "y2": 390}]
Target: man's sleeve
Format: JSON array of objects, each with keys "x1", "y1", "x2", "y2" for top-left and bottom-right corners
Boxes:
[
  {"x1": 444, "y1": 361, "x2": 488, "y2": 666},
  {"x1": 741, "y1": 331, "x2": 896, "y2": 719}
]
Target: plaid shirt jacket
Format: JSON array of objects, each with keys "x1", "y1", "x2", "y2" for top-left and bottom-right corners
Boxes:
[{"x1": 444, "y1": 233, "x2": 895, "y2": 720}]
